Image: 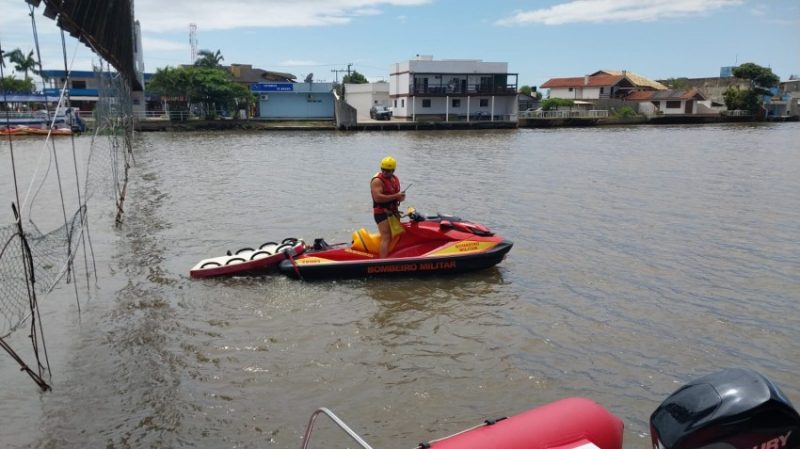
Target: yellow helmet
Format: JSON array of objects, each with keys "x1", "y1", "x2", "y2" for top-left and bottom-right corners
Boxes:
[{"x1": 380, "y1": 156, "x2": 397, "y2": 170}]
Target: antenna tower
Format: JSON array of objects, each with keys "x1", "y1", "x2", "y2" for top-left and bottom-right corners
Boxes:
[{"x1": 189, "y1": 23, "x2": 198, "y2": 63}]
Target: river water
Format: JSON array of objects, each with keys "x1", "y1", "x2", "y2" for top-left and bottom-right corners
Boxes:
[{"x1": 1, "y1": 123, "x2": 798, "y2": 449}]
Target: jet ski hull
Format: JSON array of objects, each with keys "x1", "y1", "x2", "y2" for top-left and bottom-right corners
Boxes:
[{"x1": 280, "y1": 240, "x2": 512, "y2": 280}]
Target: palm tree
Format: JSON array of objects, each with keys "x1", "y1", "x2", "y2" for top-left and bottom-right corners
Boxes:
[
  {"x1": 194, "y1": 49, "x2": 224, "y2": 68},
  {"x1": 7, "y1": 49, "x2": 37, "y2": 79},
  {"x1": 3, "y1": 49, "x2": 23, "y2": 71}
]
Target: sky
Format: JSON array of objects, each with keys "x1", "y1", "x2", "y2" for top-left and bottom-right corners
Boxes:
[{"x1": 1, "y1": 0, "x2": 799, "y2": 89}]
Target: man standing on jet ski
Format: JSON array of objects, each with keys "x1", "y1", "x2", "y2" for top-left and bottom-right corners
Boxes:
[{"x1": 371, "y1": 156, "x2": 406, "y2": 258}]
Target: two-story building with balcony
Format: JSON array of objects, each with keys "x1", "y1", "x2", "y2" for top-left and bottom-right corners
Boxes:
[{"x1": 389, "y1": 55, "x2": 518, "y2": 121}]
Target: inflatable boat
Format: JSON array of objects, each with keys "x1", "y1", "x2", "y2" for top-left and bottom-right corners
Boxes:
[
  {"x1": 279, "y1": 209, "x2": 512, "y2": 280},
  {"x1": 301, "y1": 368, "x2": 799, "y2": 449},
  {"x1": 0, "y1": 126, "x2": 74, "y2": 136},
  {"x1": 190, "y1": 238, "x2": 305, "y2": 278}
]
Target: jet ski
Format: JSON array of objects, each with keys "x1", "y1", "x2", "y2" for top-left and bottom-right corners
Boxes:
[
  {"x1": 300, "y1": 368, "x2": 800, "y2": 449},
  {"x1": 279, "y1": 208, "x2": 512, "y2": 280}
]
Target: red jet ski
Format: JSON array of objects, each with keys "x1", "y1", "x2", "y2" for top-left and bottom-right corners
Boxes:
[{"x1": 279, "y1": 208, "x2": 512, "y2": 280}]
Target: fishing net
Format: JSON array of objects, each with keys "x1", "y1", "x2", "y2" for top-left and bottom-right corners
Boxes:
[{"x1": 0, "y1": 63, "x2": 134, "y2": 389}]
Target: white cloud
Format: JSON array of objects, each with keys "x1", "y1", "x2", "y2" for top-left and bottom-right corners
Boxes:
[
  {"x1": 134, "y1": 0, "x2": 431, "y2": 32},
  {"x1": 495, "y1": 0, "x2": 743, "y2": 26}
]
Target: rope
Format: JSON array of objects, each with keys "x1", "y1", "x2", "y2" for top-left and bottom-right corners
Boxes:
[
  {"x1": 61, "y1": 26, "x2": 95, "y2": 300},
  {"x1": 0, "y1": 337, "x2": 51, "y2": 391},
  {"x1": 285, "y1": 247, "x2": 304, "y2": 280}
]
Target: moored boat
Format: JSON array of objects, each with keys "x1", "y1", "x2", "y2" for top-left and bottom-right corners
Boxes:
[
  {"x1": 279, "y1": 209, "x2": 512, "y2": 280},
  {"x1": 0, "y1": 125, "x2": 74, "y2": 136},
  {"x1": 16, "y1": 125, "x2": 74, "y2": 136},
  {"x1": 0, "y1": 126, "x2": 28, "y2": 136}
]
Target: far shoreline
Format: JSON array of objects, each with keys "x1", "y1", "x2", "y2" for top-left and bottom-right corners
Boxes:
[{"x1": 128, "y1": 115, "x2": 798, "y2": 132}]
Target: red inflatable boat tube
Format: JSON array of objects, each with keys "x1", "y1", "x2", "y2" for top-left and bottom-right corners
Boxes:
[{"x1": 427, "y1": 397, "x2": 624, "y2": 449}]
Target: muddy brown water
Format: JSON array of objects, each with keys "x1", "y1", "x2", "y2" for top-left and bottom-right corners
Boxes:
[{"x1": 1, "y1": 123, "x2": 798, "y2": 449}]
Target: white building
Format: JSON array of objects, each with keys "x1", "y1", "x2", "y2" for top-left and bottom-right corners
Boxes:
[
  {"x1": 344, "y1": 82, "x2": 390, "y2": 120},
  {"x1": 626, "y1": 89, "x2": 706, "y2": 115},
  {"x1": 389, "y1": 55, "x2": 518, "y2": 121}
]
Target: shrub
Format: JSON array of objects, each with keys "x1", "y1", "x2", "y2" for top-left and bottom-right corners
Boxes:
[
  {"x1": 540, "y1": 98, "x2": 574, "y2": 111},
  {"x1": 613, "y1": 106, "x2": 638, "y2": 118}
]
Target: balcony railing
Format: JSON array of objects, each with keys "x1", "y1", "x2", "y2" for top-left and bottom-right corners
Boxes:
[
  {"x1": 519, "y1": 110, "x2": 609, "y2": 119},
  {"x1": 410, "y1": 85, "x2": 517, "y2": 96}
]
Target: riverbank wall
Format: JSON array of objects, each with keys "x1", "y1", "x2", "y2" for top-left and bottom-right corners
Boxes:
[
  {"x1": 134, "y1": 118, "x2": 517, "y2": 132},
  {"x1": 132, "y1": 114, "x2": 795, "y2": 132}
]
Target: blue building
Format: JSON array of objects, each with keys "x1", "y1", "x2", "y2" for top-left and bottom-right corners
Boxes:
[
  {"x1": 39, "y1": 69, "x2": 155, "y2": 113},
  {"x1": 251, "y1": 82, "x2": 334, "y2": 119}
]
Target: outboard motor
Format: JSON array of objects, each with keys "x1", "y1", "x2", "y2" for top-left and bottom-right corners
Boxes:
[{"x1": 650, "y1": 368, "x2": 800, "y2": 449}]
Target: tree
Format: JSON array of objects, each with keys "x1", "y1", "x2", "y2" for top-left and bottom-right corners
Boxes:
[
  {"x1": 0, "y1": 76, "x2": 35, "y2": 93},
  {"x1": 732, "y1": 62, "x2": 779, "y2": 96},
  {"x1": 723, "y1": 63, "x2": 779, "y2": 114},
  {"x1": 663, "y1": 77, "x2": 691, "y2": 90},
  {"x1": 519, "y1": 85, "x2": 542, "y2": 100},
  {"x1": 194, "y1": 49, "x2": 224, "y2": 69},
  {"x1": 342, "y1": 70, "x2": 368, "y2": 84},
  {"x1": 147, "y1": 65, "x2": 254, "y2": 120},
  {"x1": 722, "y1": 86, "x2": 759, "y2": 113},
  {"x1": 6, "y1": 49, "x2": 37, "y2": 79}
]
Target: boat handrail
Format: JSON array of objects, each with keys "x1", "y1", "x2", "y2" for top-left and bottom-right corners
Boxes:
[{"x1": 300, "y1": 407, "x2": 375, "y2": 449}]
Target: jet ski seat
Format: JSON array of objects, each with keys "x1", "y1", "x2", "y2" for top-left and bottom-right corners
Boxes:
[{"x1": 351, "y1": 228, "x2": 381, "y2": 254}]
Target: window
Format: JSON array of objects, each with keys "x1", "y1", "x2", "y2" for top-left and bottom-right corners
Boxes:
[
  {"x1": 479, "y1": 99, "x2": 488, "y2": 107},
  {"x1": 422, "y1": 99, "x2": 431, "y2": 108},
  {"x1": 401, "y1": 99, "x2": 405, "y2": 107},
  {"x1": 666, "y1": 100, "x2": 682, "y2": 109},
  {"x1": 568, "y1": 87, "x2": 574, "y2": 92},
  {"x1": 72, "y1": 80, "x2": 87, "y2": 89},
  {"x1": 600, "y1": 87, "x2": 605, "y2": 94},
  {"x1": 452, "y1": 99, "x2": 461, "y2": 108},
  {"x1": 394, "y1": 99, "x2": 397, "y2": 107}
]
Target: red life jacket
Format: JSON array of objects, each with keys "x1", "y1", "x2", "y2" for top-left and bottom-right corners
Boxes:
[{"x1": 372, "y1": 172, "x2": 401, "y2": 214}]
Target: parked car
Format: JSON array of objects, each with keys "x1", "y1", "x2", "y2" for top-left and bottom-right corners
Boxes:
[{"x1": 369, "y1": 106, "x2": 392, "y2": 120}]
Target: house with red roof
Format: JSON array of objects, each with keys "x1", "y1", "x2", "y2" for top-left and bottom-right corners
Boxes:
[{"x1": 541, "y1": 70, "x2": 667, "y2": 101}]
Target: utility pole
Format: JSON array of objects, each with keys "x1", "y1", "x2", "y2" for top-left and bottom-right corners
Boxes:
[{"x1": 331, "y1": 68, "x2": 347, "y2": 83}]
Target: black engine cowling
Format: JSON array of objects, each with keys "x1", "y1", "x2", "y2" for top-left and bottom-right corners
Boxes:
[{"x1": 650, "y1": 368, "x2": 799, "y2": 449}]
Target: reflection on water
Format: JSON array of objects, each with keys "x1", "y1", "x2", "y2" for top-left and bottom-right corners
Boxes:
[{"x1": 0, "y1": 123, "x2": 798, "y2": 449}]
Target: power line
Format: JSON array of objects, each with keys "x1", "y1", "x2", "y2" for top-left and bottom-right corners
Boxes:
[{"x1": 331, "y1": 63, "x2": 354, "y2": 83}]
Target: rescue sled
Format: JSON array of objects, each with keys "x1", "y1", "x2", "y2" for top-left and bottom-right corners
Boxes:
[
  {"x1": 279, "y1": 208, "x2": 512, "y2": 280},
  {"x1": 190, "y1": 238, "x2": 305, "y2": 278}
]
